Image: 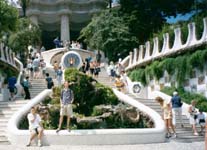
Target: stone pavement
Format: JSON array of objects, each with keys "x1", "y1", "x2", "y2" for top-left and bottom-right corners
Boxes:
[{"x1": 0, "y1": 141, "x2": 204, "y2": 150}]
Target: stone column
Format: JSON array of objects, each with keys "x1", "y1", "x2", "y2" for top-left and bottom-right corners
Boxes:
[
  {"x1": 30, "y1": 15, "x2": 38, "y2": 26},
  {"x1": 61, "y1": 15, "x2": 70, "y2": 41}
]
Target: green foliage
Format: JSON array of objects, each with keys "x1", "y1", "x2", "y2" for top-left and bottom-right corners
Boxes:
[
  {"x1": 79, "y1": 9, "x2": 138, "y2": 61},
  {"x1": 8, "y1": 18, "x2": 41, "y2": 65},
  {"x1": 0, "y1": 0, "x2": 18, "y2": 36},
  {"x1": 64, "y1": 68, "x2": 118, "y2": 115},
  {"x1": 161, "y1": 87, "x2": 207, "y2": 112},
  {"x1": 129, "y1": 48, "x2": 207, "y2": 86}
]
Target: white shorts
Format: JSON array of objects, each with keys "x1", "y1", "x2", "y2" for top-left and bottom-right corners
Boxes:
[
  {"x1": 189, "y1": 116, "x2": 196, "y2": 125},
  {"x1": 60, "y1": 104, "x2": 73, "y2": 116}
]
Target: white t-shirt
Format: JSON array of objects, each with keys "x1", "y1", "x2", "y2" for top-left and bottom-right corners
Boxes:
[{"x1": 27, "y1": 113, "x2": 41, "y2": 130}]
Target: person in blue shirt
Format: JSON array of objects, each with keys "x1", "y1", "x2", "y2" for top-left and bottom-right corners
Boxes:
[
  {"x1": 56, "y1": 81, "x2": 74, "y2": 133},
  {"x1": 171, "y1": 91, "x2": 183, "y2": 128},
  {"x1": 8, "y1": 76, "x2": 17, "y2": 101}
]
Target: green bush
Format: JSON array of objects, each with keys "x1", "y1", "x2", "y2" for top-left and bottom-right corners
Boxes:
[{"x1": 129, "y1": 48, "x2": 207, "y2": 86}]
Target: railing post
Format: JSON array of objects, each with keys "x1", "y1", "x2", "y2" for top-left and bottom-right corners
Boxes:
[
  {"x1": 144, "y1": 41, "x2": 150, "y2": 60},
  {"x1": 152, "y1": 37, "x2": 159, "y2": 57},
  {"x1": 1, "y1": 43, "x2": 6, "y2": 61},
  {"x1": 161, "y1": 33, "x2": 170, "y2": 54},
  {"x1": 133, "y1": 48, "x2": 138, "y2": 64},
  {"x1": 129, "y1": 51, "x2": 133, "y2": 66},
  {"x1": 138, "y1": 45, "x2": 144, "y2": 63},
  {"x1": 172, "y1": 27, "x2": 182, "y2": 51}
]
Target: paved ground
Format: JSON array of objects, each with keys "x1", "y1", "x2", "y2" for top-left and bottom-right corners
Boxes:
[{"x1": 0, "y1": 141, "x2": 205, "y2": 150}]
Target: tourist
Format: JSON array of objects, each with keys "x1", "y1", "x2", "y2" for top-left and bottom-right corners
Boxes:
[
  {"x1": 40, "y1": 46, "x2": 46, "y2": 52},
  {"x1": 56, "y1": 81, "x2": 74, "y2": 133},
  {"x1": 56, "y1": 66, "x2": 63, "y2": 86},
  {"x1": 53, "y1": 61, "x2": 59, "y2": 77},
  {"x1": 117, "y1": 63, "x2": 125, "y2": 76},
  {"x1": 94, "y1": 62, "x2": 101, "y2": 78},
  {"x1": 45, "y1": 73, "x2": 54, "y2": 89},
  {"x1": 33, "y1": 57, "x2": 40, "y2": 79},
  {"x1": 85, "y1": 58, "x2": 90, "y2": 75},
  {"x1": 96, "y1": 50, "x2": 102, "y2": 65},
  {"x1": 27, "y1": 60, "x2": 34, "y2": 79},
  {"x1": 188, "y1": 100, "x2": 199, "y2": 136},
  {"x1": 8, "y1": 76, "x2": 17, "y2": 101},
  {"x1": 114, "y1": 75, "x2": 125, "y2": 92},
  {"x1": 108, "y1": 61, "x2": 116, "y2": 81},
  {"x1": 197, "y1": 109, "x2": 206, "y2": 135},
  {"x1": 26, "y1": 107, "x2": 44, "y2": 147},
  {"x1": 23, "y1": 76, "x2": 31, "y2": 100},
  {"x1": 120, "y1": 70, "x2": 128, "y2": 93},
  {"x1": 80, "y1": 62, "x2": 86, "y2": 73},
  {"x1": 171, "y1": 91, "x2": 183, "y2": 127},
  {"x1": 40, "y1": 59, "x2": 46, "y2": 78},
  {"x1": 89, "y1": 61, "x2": 95, "y2": 77},
  {"x1": 156, "y1": 97, "x2": 176, "y2": 138}
]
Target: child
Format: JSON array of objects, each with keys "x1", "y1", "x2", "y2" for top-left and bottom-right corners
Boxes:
[{"x1": 197, "y1": 110, "x2": 206, "y2": 135}]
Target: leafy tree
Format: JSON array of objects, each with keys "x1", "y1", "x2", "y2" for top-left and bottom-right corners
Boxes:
[
  {"x1": 0, "y1": 0, "x2": 18, "y2": 36},
  {"x1": 79, "y1": 10, "x2": 138, "y2": 61},
  {"x1": 8, "y1": 18, "x2": 41, "y2": 66}
]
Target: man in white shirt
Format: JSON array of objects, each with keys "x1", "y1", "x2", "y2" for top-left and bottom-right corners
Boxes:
[{"x1": 27, "y1": 107, "x2": 44, "y2": 147}]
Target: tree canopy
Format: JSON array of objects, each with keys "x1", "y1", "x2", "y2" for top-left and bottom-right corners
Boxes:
[
  {"x1": 0, "y1": 0, "x2": 18, "y2": 37},
  {"x1": 8, "y1": 18, "x2": 41, "y2": 65},
  {"x1": 79, "y1": 0, "x2": 207, "y2": 61},
  {"x1": 79, "y1": 10, "x2": 138, "y2": 61}
]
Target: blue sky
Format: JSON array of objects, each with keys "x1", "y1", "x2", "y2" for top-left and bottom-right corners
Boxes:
[{"x1": 166, "y1": 12, "x2": 195, "y2": 24}]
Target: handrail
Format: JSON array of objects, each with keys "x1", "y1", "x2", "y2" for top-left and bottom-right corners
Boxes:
[{"x1": 122, "y1": 17, "x2": 207, "y2": 71}]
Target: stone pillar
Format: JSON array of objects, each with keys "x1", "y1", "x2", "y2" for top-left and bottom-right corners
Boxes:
[
  {"x1": 30, "y1": 15, "x2": 38, "y2": 26},
  {"x1": 61, "y1": 15, "x2": 70, "y2": 41}
]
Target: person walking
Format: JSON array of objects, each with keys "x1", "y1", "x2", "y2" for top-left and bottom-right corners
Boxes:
[
  {"x1": 23, "y1": 76, "x2": 31, "y2": 100},
  {"x1": 8, "y1": 76, "x2": 17, "y2": 101},
  {"x1": 56, "y1": 81, "x2": 74, "y2": 133},
  {"x1": 56, "y1": 66, "x2": 63, "y2": 86},
  {"x1": 26, "y1": 107, "x2": 44, "y2": 147},
  {"x1": 45, "y1": 73, "x2": 54, "y2": 89},
  {"x1": 156, "y1": 97, "x2": 176, "y2": 138},
  {"x1": 171, "y1": 91, "x2": 183, "y2": 127},
  {"x1": 188, "y1": 100, "x2": 199, "y2": 136}
]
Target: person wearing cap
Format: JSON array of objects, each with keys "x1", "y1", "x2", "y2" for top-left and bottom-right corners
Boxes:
[{"x1": 171, "y1": 91, "x2": 183, "y2": 128}]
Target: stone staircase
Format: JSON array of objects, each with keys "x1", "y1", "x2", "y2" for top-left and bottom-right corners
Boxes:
[
  {"x1": 0, "y1": 100, "x2": 28, "y2": 144},
  {"x1": 0, "y1": 73, "x2": 54, "y2": 145},
  {"x1": 97, "y1": 68, "x2": 205, "y2": 143}
]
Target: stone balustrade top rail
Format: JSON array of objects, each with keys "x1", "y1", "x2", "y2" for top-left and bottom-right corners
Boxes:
[{"x1": 121, "y1": 17, "x2": 207, "y2": 71}]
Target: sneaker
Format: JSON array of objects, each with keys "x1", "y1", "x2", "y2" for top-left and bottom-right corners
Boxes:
[
  {"x1": 172, "y1": 133, "x2": 177, "y2": 138},
  {"x1": 194, "y1": 132, "x2": 198, "y2": 136},
  {"x1": 38, "y1": 140, "x2": 42, "y2": 147},
  {"x1": 67, "y1": 128, "x2": 71, "y2": 132},
  {"x1": 26, "y1": 143, "x2": 31, "y2": 147},
  {"x1": 56, "y1": 128, "x2": 61, "y2": 133}
]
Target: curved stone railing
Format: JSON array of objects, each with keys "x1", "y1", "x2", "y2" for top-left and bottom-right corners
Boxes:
[
  {"x1": 122, "y1": 17, "x2": 207, "y2": 71},
  {"x1": 7, "y1": 88, "x2": 165, "y2": 145},
  {"x1": 41, "y1": 47, "x2": 95, "y2": 68},
  {"x1": 0, "y1": 43, "x2": 18, "y2": 71}
]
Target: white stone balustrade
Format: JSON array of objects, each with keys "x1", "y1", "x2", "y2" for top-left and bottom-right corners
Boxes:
[
  {"x1": 143, "y1": 41, "x2": 151, "y2": 61},
  {"x1": 124, "y1": 17, "x2": 207, "y2": 70},
  {"x1": 152, "y1": 37, "x2": 159, "y2": 57},
  {"x1": 133, "y1": 48, "x2": 138, "y2": 64}
]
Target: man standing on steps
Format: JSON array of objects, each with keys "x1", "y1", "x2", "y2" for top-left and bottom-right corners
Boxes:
[
  {"x1": 171, "y1": 91, "x2": 183, "y2": 128},
  {"x1": 56, "y1": 81, "x2": 74, "y2": 133}
]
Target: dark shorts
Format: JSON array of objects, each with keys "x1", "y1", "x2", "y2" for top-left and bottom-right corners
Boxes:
[
  {"x1": 34, "y1": 67, "x2": 39, "y2": 72},
  {"x1": 9, "y1": 87, "x2": 15, "y2": 93}
]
